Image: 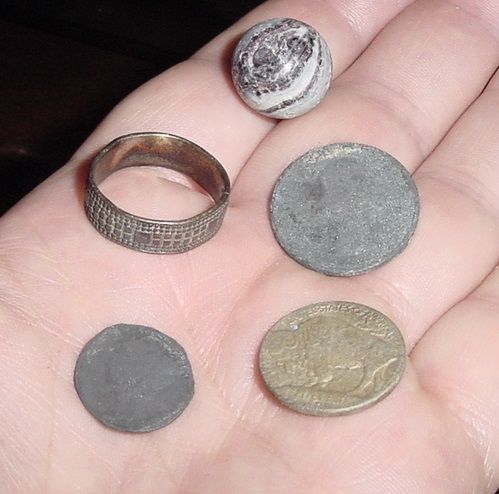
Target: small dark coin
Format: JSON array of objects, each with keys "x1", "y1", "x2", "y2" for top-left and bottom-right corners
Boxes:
[
  {"x1": 74, "y1": 324, "x2": 194, "y2": 433},
  {"x1": 270, "y1": 143, "x2": 420, "y2": 276},
  {"x1": 259, "y1": 302, "x2": 406, "y2": 416}
]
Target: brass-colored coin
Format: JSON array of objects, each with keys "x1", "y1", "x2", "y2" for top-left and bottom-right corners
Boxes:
[{"x1": 259, "y1": 302, "x2": 406, "y2": 416}]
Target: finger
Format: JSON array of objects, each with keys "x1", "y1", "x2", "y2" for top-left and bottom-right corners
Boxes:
[
  {"x1": 197, "y1": 0, "x2": 414, "y2": 76},
  {"x1": 411, "y1": 265, "x2": 499, "y2": 490},
  {"x1": 294, "y1": 64, "x2": 499, "y2": 349},
  {"x1": 374, "y1": 66, "x2": 499, "y2": 346},
  {"x1": 228, "y1": 0, "x2": 499, "y2": 345},
  {"x1": 72, "y1": 0, "x2": 415, "y2": 183},
  {"x1": 223, "y1": 63, "x2": 499, "y2": 363},
  {"x1": 351, "y1": 65, "x2": 499, "y2": 347},
  {"x1": 235, "y1": 0, "x2": 499, "y2": 205}
]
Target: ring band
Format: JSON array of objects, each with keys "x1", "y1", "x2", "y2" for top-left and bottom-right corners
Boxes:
[{"x1": 84, "y1": 132, "x2": 230, "y2": 254}]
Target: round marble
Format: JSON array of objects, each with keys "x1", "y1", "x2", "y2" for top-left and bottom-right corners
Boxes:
[{"x1": 231, "y1": 18, "x2": 332, "y2": 119}]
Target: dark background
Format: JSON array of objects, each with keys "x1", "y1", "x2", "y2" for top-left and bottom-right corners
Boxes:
[{"x1": 0, "y1": 0, "x2": 262, "y2": 214}]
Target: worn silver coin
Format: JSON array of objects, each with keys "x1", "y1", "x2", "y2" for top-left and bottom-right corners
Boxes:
[
  {"x1": 259, "y1": 301, "x2": 406, "y2": 416},
  {"x1": 74, "y1": 324, "x2": 194, "y2": 433},
  {"x1": 270, "y1": 143, "x2": 419, "y2": 276}
]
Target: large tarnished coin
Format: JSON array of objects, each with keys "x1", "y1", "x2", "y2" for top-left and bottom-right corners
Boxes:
[
  {"x1": 259, "y1": 302, "x2": 406, "y2": 416},
  {"x1": 74, "y1": 324, "x2": 194, "y2": 432},
  {"x1": 270, "y1": 143, "x2": 419, "y2": 276}
]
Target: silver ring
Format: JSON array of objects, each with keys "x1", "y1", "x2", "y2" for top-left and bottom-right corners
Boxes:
[{"x1": 84, "y1": 132, "x2": 230, "y2": 254}]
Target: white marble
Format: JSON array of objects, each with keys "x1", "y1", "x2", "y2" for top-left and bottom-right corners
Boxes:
[{"x1": 231, "y1": 18, "x2": 332, "y2": 119}]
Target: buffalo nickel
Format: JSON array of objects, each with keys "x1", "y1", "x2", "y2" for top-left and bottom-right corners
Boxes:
[
  {"x1": 270, "y1": 143, "x2": 419, "y2": 276},
  {"x1": 74, "y1": 324, "x2": 194, "y2": 432},
  {"x1": 259, "y1": 302, "x2": 406, "y2": 416}
]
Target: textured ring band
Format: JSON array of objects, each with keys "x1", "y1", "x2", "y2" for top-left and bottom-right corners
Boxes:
[{"x1": 84, "y1": 132, "x2": 230, "y2": 254}]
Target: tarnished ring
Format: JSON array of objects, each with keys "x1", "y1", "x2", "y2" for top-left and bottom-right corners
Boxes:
[{"x1": 84, "y1": 132, "x2": 230, "y2": 254}]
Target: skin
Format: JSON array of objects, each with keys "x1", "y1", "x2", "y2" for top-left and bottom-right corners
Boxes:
[{"x1": 0, "y1": 0, "x2": 498, "y2": 492}]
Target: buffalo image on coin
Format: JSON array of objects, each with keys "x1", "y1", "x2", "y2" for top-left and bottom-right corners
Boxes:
[
  {"x1": 270, "y1": 143, "x2": 420, "y2": 276},
  {"x1": 259, "y1": 302, "x2": 406, "y2": 416},
  {"x1": 74, "y1": 324, "x2": 194, "y2": 433}
]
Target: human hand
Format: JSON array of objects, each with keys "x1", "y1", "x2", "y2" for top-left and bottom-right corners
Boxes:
[{"x1": 1, "y1": 0, "x2": 498, "y2": 492}]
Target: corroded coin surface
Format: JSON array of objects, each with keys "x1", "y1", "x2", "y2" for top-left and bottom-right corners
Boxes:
[
  {"x1": 270, "y1": 143, "x2": 420, "y2": 276},
  {"x1": 259, "y1": 302, "x2": 406, "y2": 416},
  {"x1": 74, "y1": 324, "x2": 194, "y2": 432}
]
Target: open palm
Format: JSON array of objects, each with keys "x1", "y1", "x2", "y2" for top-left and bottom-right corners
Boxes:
[{"x1": 1, "y1": 0, "x2": 499, "y2": 492}]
